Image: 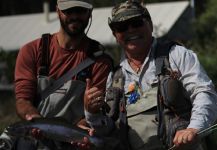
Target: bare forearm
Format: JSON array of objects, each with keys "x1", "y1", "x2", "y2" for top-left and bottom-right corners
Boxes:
[{"x1": 16, "y1": 99, "x2": 41, "y2": 120}]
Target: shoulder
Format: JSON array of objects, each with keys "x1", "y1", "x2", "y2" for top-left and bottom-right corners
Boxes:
[
  {"x1": 20, "y1": 38, "x2": 40, "y2": 51},
  {"x1": 20, "y1": 33, "x2": 55, "y2": 52},
  {"x1": 87, "y1": 38, "x2": 103, "y2": 52},
  {"x1": 18, "y1": 38, "x2": 41, "y2": 61},
  {"x1": 155, "y1": 40, "x2": 196, "y2": 60},
  {"x1": 168, "y1": 44, "x2": 201, "y2": 75},
  {"x1": 88, "y1": 38, "x2": 114, "y2": 66},
  {"x1": 18, "y1": 33, "x2": 56, "y2": 62},
  {"x1": 169, "y1": 44, "x2": 196, "y2": 62}
]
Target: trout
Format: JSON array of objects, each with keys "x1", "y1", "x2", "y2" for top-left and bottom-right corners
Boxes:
[{"x1": 5, "y1": 117, "x2": 104, "y2": 147}]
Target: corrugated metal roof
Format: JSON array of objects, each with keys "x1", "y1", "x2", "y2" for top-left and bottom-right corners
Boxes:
[{"x1": 0, "y1": 1, "x2": 189, "y2": 51}]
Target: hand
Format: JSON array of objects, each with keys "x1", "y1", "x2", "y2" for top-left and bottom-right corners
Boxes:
[
  {"x1": 25, "y1": 114, "x2": 41, "y2": 121},
  {"x1": 173, "y1": 128, "x2": 198, "y2": 148},
  {"x1": 71, "y1": 137, "x2": 93, "y2": 150},
  {"x1": 77, "y1": 119, "x2": 95, "y2": 136},
  {"x1": 16, "y1": 98, "x2": 40, "y2": 120},
  {"x1": 84, "y1": 78, "x2": 105, "y2": 113},
  {"x1": 25, "y1": 114, "x2": 44, "y2": 139},
  {"x1": 71, "y1": 119, "x2": 95, "y2": 150}
]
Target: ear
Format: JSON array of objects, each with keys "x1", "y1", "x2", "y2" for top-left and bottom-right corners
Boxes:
[
  {"x1": 113, "y1": 32, "x2": 121, "y2": 44},
  {"x1": 112, "y1": 31, "x2": 119, "y2": 41}
]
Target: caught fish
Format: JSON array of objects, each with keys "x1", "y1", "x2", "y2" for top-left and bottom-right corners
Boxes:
[{"x1": 5, "y1": 117, "x2": 104, "y2": 147}]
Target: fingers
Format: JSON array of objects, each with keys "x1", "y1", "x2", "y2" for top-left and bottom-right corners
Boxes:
[
  {"x1": 173, "y1": 128, "x2": 198, "y2": 147},
  {"x1": 84, "y1": 78, "x2": 105, "y2": 113},
  {"x1": 85, "y1": 78, "x2": 104, "y2": 100},
  {"x1": 87, "y1": 90, "x2": 104, "y2": 100},
  {"x1": 70, "y1": 137, "x2": 92, "y2": 150},
  {"x1": 25, "y1": 114, "x2": 41, "y2": 121},
  {"x1": 25, "y1": 114, "x2": 43, "y2": 139},
  {"x1": 88, "y1": 128, "x2": 95, "y2": 136},
  {"x1": 31, "y1": 128, "x2": 44, "y2": 139},
  {"x1": 77, "y1": 125, "x2": 95, "y2": 137},
  {"x1": 86, "y1": 78, "x2": 91, "y2": 91},
  {"x1": 83, "y1": 137, "x2": 90, "y2": 144},
  {"x1": 77, "y1": 119, "x2": 91, "y2": 131},
  {"x1": 90, "y1": 96, "x2": 104, "y2": 105}
]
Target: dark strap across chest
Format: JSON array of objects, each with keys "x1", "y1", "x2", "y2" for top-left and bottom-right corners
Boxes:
[{"x1": 37, "y1": 33, "x2": 107, "y2": 101}]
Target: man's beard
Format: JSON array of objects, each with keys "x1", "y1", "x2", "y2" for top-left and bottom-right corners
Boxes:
[{"x1": 60, "y1": 17, "x2": 89, "y2": 37}]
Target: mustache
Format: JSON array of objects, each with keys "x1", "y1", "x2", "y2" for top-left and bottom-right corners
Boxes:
[{"x1": 67, "y1": 19, "x2": 83, "y2": 24}]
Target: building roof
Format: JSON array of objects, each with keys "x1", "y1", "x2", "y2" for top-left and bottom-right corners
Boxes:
[{"x1": 0, "y1": 1, "x2": 189, "y2": 51}]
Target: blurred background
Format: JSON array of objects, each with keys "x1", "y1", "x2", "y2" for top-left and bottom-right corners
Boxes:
[{"x1": 0, "y1": 0, "x2": 217, "y2": 134}]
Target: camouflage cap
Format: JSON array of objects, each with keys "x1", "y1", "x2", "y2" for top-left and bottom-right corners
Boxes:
[{"x1": 108, "y1": 0, "x2": 151, "y2": 24}]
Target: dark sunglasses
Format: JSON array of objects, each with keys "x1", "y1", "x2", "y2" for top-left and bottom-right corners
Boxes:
[
  {"x1": 61, "y1": 7, "x2": 89, "y2": 15},
  {"x1": 111, "y1": 18, "x2": 145, "y2": 33}
]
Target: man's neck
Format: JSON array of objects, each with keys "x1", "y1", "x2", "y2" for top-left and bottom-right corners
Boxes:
[
  {"x1": 126, "y1": 48, "x2": 149, "y2": 63},
  {"x1": 57, "y1": 31, "x2": 86, "y2": 50}
]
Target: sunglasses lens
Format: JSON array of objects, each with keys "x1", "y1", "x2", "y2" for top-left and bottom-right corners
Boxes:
[
  {"x1": 111, "y1": 18, "x2": 145, "y2": 32},
  {"x1": 131, "y1": 19, "x2": 144, "y2": 28},
  {"x1": 62, "y1": 7, "x2": 88, "y2": 15},
  {"x1": 112, "y1": 24, "x2": 128, "y2": 32}
]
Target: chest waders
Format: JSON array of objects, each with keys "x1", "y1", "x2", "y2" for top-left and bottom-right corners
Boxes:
[
  {"x1": 107, "y1": 41, "x2": 206, "y2": 150},
  {"x1": 37, "y1": 34, "x2": 104, "y2": 123},
  {"x1": 107, "y1": 67, "x2": 163, "y2": 150},
  {"x1": 15, "y1": 34, "x2": 111, "y2": 150}
]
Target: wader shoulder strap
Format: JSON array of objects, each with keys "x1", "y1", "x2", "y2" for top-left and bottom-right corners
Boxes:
[
  {"x1": 40, "y1": 51, "x2": 104, "y2": 100},
  {"x1": 40, "y1": 57, "x2": 95, "y2": 100},
  {"x1": 111, "y1": 66, "x2": 131, "y2": 150},
  {"x1": 154, "y1": 40, "x2": 179, "y2": 133},
  {"x1": 154, "y1": 40, "x2": 192, "y2": 148},
  {"x1": 39, "y1": 33, "x2": 51, "y2": 76},
  {"x1": 38, "y1": 36, "x2": 107, "y2": 100},
  {"x1": 154, "y1": 41, "x2": 180, "y2": 76}
]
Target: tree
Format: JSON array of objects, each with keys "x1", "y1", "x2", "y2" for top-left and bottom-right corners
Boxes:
[{"x1": 190, "y1": 0, "x2": 217, "y2": 87}]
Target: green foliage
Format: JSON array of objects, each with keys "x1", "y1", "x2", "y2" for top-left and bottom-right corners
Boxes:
[
  {"x1": 190, "y1": 0, "x2": 217, "y2": 87},
  {"x1": 0, "y1": 50, "x2": 18, "y2": 83},
  {"x1": 192, "y1": 0, "x2": 217, "y2": 50},
  {"x1": 0, "y1": 92, "x2": 18, "y2": 133},
  {"x1": 197, "y1": 52, "x2": 217, "y2": 87}
]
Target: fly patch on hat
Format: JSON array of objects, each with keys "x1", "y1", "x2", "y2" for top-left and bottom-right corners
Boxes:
[
  {"x1": 57, "y1": 0, "x2": 93, "y2": 10},
  {"x1": 108, "y1": 0, "x2": 151, "y2": 24}
]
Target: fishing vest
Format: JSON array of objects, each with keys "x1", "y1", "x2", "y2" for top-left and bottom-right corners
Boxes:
[
  {"x1": 36, "y1": 33, "x2": 112, "y2": 124},
  {"x1": 106, "y1": 41, "x2": 193, "y2": 150}
]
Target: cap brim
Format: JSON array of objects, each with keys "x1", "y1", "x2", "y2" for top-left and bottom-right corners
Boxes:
[
  {"x1": 112, "y1": 14, "x2": 142, "y2": 23},
  {"x1": 58, "y1": 1, "x2": 93, "y2": 10}
]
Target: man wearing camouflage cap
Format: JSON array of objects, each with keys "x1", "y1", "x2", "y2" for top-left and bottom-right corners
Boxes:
[{"x1": 85, "y1": 0, "x2": 217, "y2": 150}]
